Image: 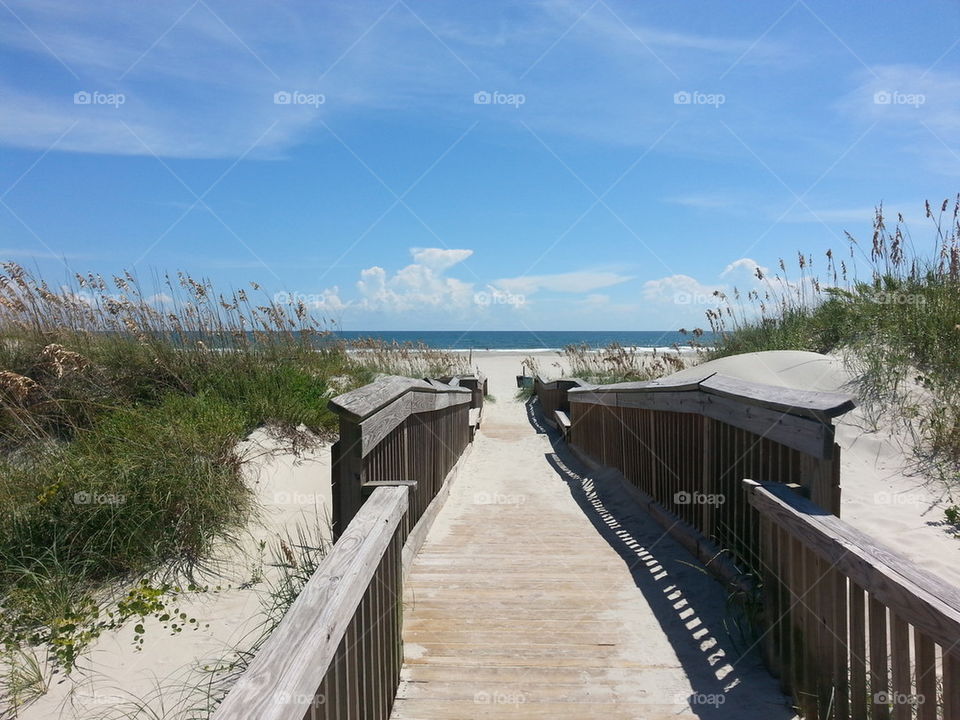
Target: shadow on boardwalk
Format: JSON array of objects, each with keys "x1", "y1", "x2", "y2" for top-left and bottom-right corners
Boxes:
[{"x1": 523, "y1": 398, "x2": 797, "y2": 720}]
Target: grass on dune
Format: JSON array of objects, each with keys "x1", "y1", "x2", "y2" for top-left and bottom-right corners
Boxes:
[
  {"x1": 518, "y1": 341, "x2": 696, "y2": 386},
  {"x1": 705, "y1": 198, "x2": 960, "y2": 500},
  {"x1": 0, "y1": 265, "x2": 429, "y2": 697}
]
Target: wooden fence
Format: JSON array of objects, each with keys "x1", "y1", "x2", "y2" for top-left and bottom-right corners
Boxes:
[
  {"x1": 746, "y1": 480, "x2": 960, "y2": 720},
  {"x1": 537, "y1": 371, "x2": 960, "y2": 718},
  {"x1": 441, "y1": 373, "x2": 487, "y2": 410},
  {"x1": 555, "y1": 371, "x2": 853, "y2": 573},
  {"x1": 213, "y1": 375, "x2": 476, "y2": 720},
  {"x1": 532, "y1": 376, "x2": 583, "y2": 420},
  {"x1": 211, "y1": 485, "x2": 407, "y2": 720},
  {"x1": 329, "y1": 375, "x2": 473, "y2": 546}
]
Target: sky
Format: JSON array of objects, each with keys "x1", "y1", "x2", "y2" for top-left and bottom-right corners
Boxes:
[{"x1": 1, "y1": 0, "x2": 958, "y2": 331}]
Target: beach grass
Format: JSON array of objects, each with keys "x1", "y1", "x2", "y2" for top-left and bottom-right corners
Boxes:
[
  {"x1": 705, "y1": 199, "x2": 960, "y2": 496},
  {"x1": 0, "y1": 264, "x2": 465, "y2": 687},
  {"x1": 560, "y1": 342, "x2": 688, "y2": 383}
]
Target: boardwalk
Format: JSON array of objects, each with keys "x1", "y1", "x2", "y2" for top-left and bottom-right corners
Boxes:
[
  {"x1": 390, "y1": 378, "x2": 796, "y2": 719},
  {"x1": 215, "y1": 370, "x2": 960, "y2": 720}
]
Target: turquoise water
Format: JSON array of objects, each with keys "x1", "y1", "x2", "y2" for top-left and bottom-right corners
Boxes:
[{"x1": 331, "y1": 330, "x2": 711, "y2": 351}]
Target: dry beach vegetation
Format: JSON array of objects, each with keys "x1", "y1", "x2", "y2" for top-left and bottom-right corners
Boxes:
[{"x1": 0, "y1": 266, "x2": 467, "y2": 717}]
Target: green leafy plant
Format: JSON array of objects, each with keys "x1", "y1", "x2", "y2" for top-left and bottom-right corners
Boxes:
[{"x1": 705, "y1": 198, "x2": 960, "y2": 487}]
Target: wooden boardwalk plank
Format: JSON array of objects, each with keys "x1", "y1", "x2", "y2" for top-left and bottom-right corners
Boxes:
[{"x1": 389, "y1": 388, "x2": 798, "y2": 720}]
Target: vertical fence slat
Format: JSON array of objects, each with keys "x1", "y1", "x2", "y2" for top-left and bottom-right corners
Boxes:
[
  {"x1": 868, "y1": 596, "x2": 891, "y2": 720},
  {"x1": 914, "y1": 631, "x2": 936, "y2": 720},
  {"x1": 889, "y1": 614, "x2": 911, "y2": 720},
  {"x1": 944, "y1": 649, "x2": 960, "y2": 720},
  {"x1": 831, "y1": 565, "x2": 850, "y2": 720},
  {"x1": 849, "y1": 581, "x2": 868, "y2": 720}
]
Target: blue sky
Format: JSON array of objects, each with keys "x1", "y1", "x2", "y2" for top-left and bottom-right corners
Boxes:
[{"x1": 1, "y1": 0, "x2": 958, "y2": 330}]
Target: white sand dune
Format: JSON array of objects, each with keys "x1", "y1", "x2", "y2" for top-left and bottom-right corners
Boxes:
[
  {"x1": 666, "y1": 350, "x2": 960, "y2": 588},
  {"x1": 15, "y1": 349, "x2": 957, "y2": 717},
  {"x1": 17, "y1": 429, "x2": 333, "y2": 720}
]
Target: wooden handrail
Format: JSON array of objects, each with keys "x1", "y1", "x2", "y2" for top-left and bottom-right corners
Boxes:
[
  {"x1": 746, "y1": 480, "x2": 960, "y2": 648},
  {"x1": 745, "y1": 479, "x2": 960, "y2": 719},
  {"x1": 567, "y1": 371, "x2": 854, "y2": 416},
  {"x1": 540, "y1": 368, "x2": 853, "y2": 607},
  {"x1": 329, "y1": 375, "x2": 474, "y2": 551},
  {"x1": 212, "y1": 485, "x2": 408, "y2": 720}
]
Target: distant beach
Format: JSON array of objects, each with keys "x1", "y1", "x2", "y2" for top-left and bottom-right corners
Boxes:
[{"x1": 330, "y1": 330, "x2": 713, "y2": 352}]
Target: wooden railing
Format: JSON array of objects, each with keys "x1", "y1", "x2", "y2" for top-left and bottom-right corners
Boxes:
[
  {"x1": 329, "y1": 375, "x2": 473, "y2": 546},
  {"x1": 746, "y1": 480, "x2": 960, "y2": 720},
  {"x1": 542, "y1": 371, "x2": 853, "y2": 577},
  {"x1": 214, "y1": 375, "x2": 476, "y2": 719},
  {"x1": 532, "y1": 376, "x2": 584, "y2": 421},
  {"x1": 212, "y1": 485, "x2": 407, "y2": 720},
  {"x1": 442, "y1": 373, "x2": 487, "y2": 411}
]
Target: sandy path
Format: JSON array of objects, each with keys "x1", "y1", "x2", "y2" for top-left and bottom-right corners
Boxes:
[{"x1": 391, "y1": 362, "x2": 795, "y2": 719}]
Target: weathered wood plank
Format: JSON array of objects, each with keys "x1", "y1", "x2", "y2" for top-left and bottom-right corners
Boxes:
[
  {"x1": 212, "y1": 486, "x2": 408, "y2": 720},
  {"x1": 745, "y1": 481, "x2": 960, "y2": 651},
  {"x1": 849, "y1": 581, "x2": 868, "y2": 720},
  {"x1": 944, "y1": 649, "x2": 960, "y2": 720},
  {"x1": 914, "y1": 631, "x2": 937, "y2": 720},
  {"x1": 700, "y1": 374, "x2": 856, "y2": 420},
  {"x1": 569, "y1": 385, "x2": 837, "y2": 459},
  {"x1": 331, "y1": 375, "x2": 470, "y2": 423},
  {"x1": 889, "y1": 613, "x2": 911, "y2": 720},
  {"x1": 359, "y1": 389, "x2": 471, "y2": 457}
]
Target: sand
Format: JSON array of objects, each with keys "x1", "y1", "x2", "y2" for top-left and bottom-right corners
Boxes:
[
  {"x1": 18, "y1": 429, "x2": 333, "y2": 719},
  {"x1": 15, "y1": 348, "x2": 957, "y2": 718}
]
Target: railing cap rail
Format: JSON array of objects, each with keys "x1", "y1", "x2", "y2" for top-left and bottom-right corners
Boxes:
[
  {"x1": 568, "y1": 372, "x2": 714, "y2": 393},
  {"x1": 211, "y1": 485, "x2": 408, "y2": 720},
  {"x1": 330, "y1": 374, "x2": 470, "y2": 421},
  {"x1": 567, "y1": 371, "x2": 855, "y2": 420},
  {"x1": 745, "y1": 479, "x2": 960, "y2": 651},
  {"x1": 534, "y1": 376, "x2": 595, "y2": 390}
]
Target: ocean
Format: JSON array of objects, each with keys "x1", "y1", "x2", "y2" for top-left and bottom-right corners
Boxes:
[{"x1": 331, "y1": 330, "x2": 712, "y2": 352}]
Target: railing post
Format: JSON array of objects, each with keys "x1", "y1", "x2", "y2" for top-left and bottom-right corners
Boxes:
[
  {"x1": 701, "y1": 416, "x2": 715, "y2": 539},
  {"x1": 332, "y1": 415, "x2": 364, "y2": 541}
]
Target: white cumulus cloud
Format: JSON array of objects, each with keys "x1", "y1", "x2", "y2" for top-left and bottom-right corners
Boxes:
[
  {"x1": 355, "y1": 247, "x2": 475, "y2": 312},
  {"x1": 721, "y1": 257, "x2": 768, "y2": 278},
  {"x1": 642, "y1": 274, "x2": 723, "y2": 306}
]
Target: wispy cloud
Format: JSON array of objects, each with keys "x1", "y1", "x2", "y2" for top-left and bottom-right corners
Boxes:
[
  {"x1": 492, "y1": 270, "x2": 632, "y2": 295},
  {"x1": 662, "y1": 193, "x2": 737, "y2": 210},
  {"x1": 0, "y1": 0, "x2": 790, "y2": 158}
]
